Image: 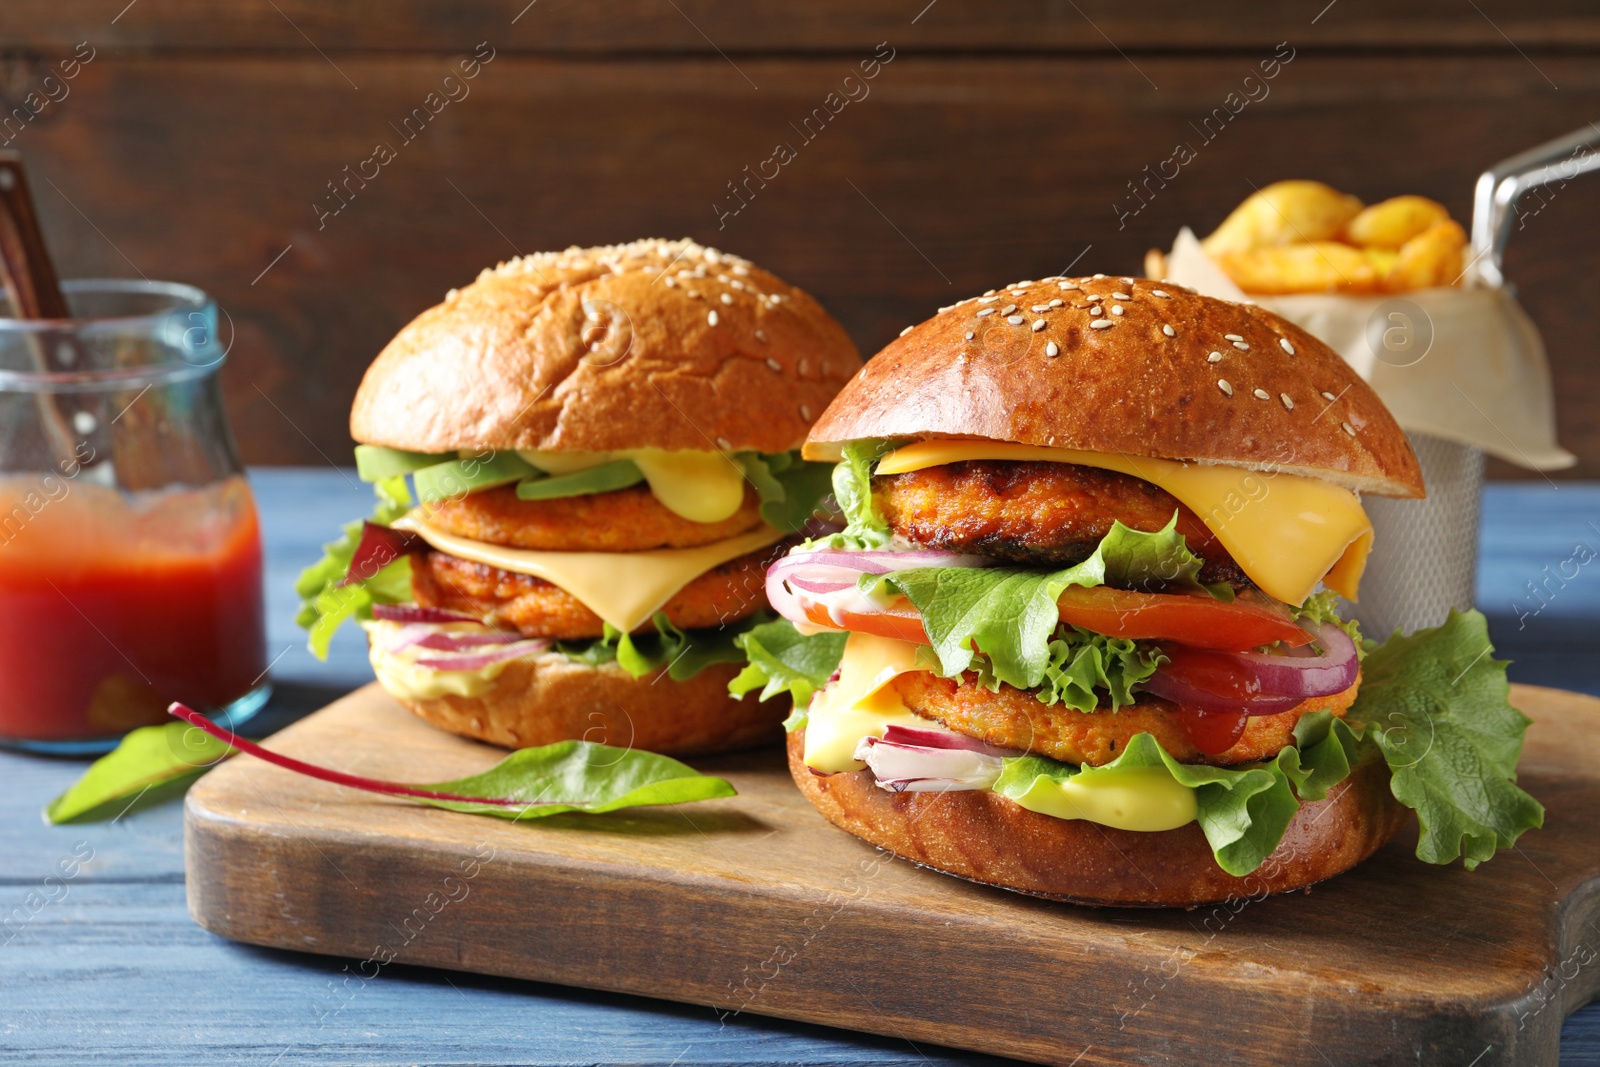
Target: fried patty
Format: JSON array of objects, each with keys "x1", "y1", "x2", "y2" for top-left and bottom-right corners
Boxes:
[
  {"x1": 875, "y1": 461, "x2": 1246, "y2": 586},
  {"x1": 891, "y1": 669, "x2": 1359, "y2": 767},
  {"x1": 412, "y1": 546, "x2": 780, "y2": 640},
  {"x1": 421, "y1": 482, "x2": 765, "y2": 552}
]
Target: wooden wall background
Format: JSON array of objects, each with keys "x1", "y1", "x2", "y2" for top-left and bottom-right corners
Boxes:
[{"x1": 1, "y1": 1, "x2": 1596, "y2": 478}]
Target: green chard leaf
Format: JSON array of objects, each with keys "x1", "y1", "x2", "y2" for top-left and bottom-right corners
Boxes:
[
  {"x1": 414, "y1": 741, "x2": 735, "y2": 818},
  {"x1": 806, "y1": 440, "x2": 894, "y2": 550},
  {"x1": 738, "y1": 451, "x2": 839, "y2": 533},
  {"x1": 557, "y1": 613, "x2": 752, "y2": 682},
  {"x1": 46, "y1": 721, "x2": 236, "y2": 824},
  {"x1": 729, "y1": 617, "x2": 848, "y2": 712},
  {"x1": 1345, "y1": 609, "x2": 1543, "y2": 869},
  {"x1": 865, "y1": 514, "x2": 1214, "y2": 690},
  {"x1": 296, "y1": 476, "x2": 416, "y2": 660}
]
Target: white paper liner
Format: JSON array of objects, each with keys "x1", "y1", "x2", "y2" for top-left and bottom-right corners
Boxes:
[{"x1": 1163, "y1": 228, "x2": 1573, "y2": 471}]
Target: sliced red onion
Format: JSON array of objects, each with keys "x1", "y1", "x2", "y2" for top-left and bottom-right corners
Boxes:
[
  {"x1": 1142, "y1": 621, "x2": 1359, "y2": 715},
  {"x1": 766, "y1": 547, "x2": 995, "y2": 627},
  {"x1": 854, "y1": 735, "x2": 1004, "y2": 793},
  {"x1": 339, "y1": 522, "x2": 423, "y2": 587},
  {"x1": 880, "y1": 724, "x2": 1018, "y2": 758},
  {"x1": 412, "y1": 630, "x2": 525, "y2": 651},
  {"x1": 371, "y1": 604, "x2": 482, "y2": 624},
  {"x1": 412, "y1": 640, "x2": 550, "y2": 671}
]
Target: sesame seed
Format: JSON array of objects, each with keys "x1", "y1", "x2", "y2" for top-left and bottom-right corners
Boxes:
[
  {"x1": 717, "y1": 293, "x2": 731, "y2": 306},
  {"x1": 1162, "y1": 324, "x2": 1176, "y2": 337},
  {"x1": 1045, "y1": 341, "x2": 1060, "y2": 356},
  {"x1": 1008, "y1": 315, "x2": 1025, "y2": 325},
  {"x1": 1208, "y1": 352, "x2": 1224, "y2": 363},
  {"x1": 1111, "y1": 305, "x2": 1125, "y2": 316},
  {"x1": 1121, "y1": 277, "x2": 1135, "y2": 284},
  {"x1": 977, "y1": 308, "x2": 996, "y2": 317},
  {"x1": 730, "y1": 279, "x2": 746, "y2": 290},
  {"x1": 707, "y1": 310, "x2": 719, "y2": 326},
  {"x1": 984, "y1": 289, "x2": 997, "y2": 297},
  {"x1": 1059, "y1": 282, "x2": 1079, "y2": 291},
  {"x1": 1232, "y1": 341, "x2": 1250, "y2": 351},
  {"x1": 1280, "y1": 394, "x2": 1294, "y2": 410},
  {"x1": 688, "y1": 290, "x2": 701, "y2": 299},
  {"x1": 1322, "y1": 391, "x2": 1337, "y2": 402},
  {"x1": 798, "y1": 358, "x2": 810, "y2": 374},
  {"x1": 1218, "y1": 379, "x2": 1233, "y2": 396},
  {"x1": 1002, "y1": 304, "x2": 1018, "y2": 315},
  {"x1": 716, "y1": 436, "x2": 732, "y2": 449},
  {"x1": 1031, "y1": 304, "x2": 1051, "y2": 313},
  {"x1": 755, "y1": 329, "x2": 767, "y2": 342},
  {"x1": 1090, "y1": 307, "x2": 1104, "y2": 317},
  {"x1": 1049, "y1": 299, "x2": 1063, "y2": 308},
  {"x1": 965, "y1": 331, "x2": 975, "y2": 341},
  {"x1": 1342, "y1": 421, "x2": 1356, "y2": 436},
  {"x1": 1093, "y1": 273, "x2": 1107, "y2": 279},
  {"x1": 1086, "y1": 294, "x2": 1102, "y2": 302},
  {"x1": 1253, "y1": 388, "x2": 1271, "y2": 400},
  {"x1": 664, "y1": 277, "x2": 676, "y2": 288},
  {"x1": 800, "y1": 405, "x2": 812, "y2": 421},
  {"x1": 1151, "y1": 289, "x2": 1170, "y2": 298},
  {"x1": 1224, "y1": 333, "x2": 1243, "y2": 342},
  {"x1": 1113, "y1": 292, "x2": 1131, "y2": 300},
  {"x1": 766, "y1": 358, "x2": 782, "y2": 371},
  {"x1": 978, "y1": 295, "x2": 998, "y2": 303},
  {"x1": 1032, "y1": 319, "x2": 1047, "y2": 331},
  {"x1": 1276, "y1": 338, "x2": 1295, "y2": 355},
  {"x1": 1012, "y1": 289, "x2": 1028, "y2": 296},
  {"x1": 1090, "y1": 319, "x2": 1114, "y2": 330},
  {"x1": 900, "y1": 326, "x2": 914, "y2": 337}
]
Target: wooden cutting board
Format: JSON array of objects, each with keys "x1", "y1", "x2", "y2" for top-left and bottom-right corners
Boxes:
[{"x1": 185, "y1": 682, "x2": 1600, "y2": 1066}]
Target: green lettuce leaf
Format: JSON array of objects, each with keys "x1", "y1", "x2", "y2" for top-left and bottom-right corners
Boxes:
[
  {"x1": 806, "y1": 440, "x2": 893, "y2": 549},
  {"x1": 45, "y1": 720, "x2": 236, "y2": 824},
  {"x1": 295, "y1": 476, "x2": 416, "y2": 660},
  {"x1": 414, "y1": 740, "x2": 736, "y2": 818},
  {"x1": 738, "y1": 451, "x2": 839, "y2": 533},
  {"x1": 556, "y1": 613, "x2": 752, "y2": 682},
  {"x1": 865, "y1": 515, "x2": 1215, "y2": 691},
  {"x1": 1295, "y1": 589, "x2": 1365, "y2": 653},
  {"x1": 993, "y1": 722, "x2": 1363, "y2": 877},
  {"x1": 729, "y1": 617, "x2": 848, "y2": 712},
  {"x1": 1345, "y1": 609, "x2": 1543, "y2": 869},
  {"x1": 1031, "y1": 627, "x2": 1166, "y2": 713}
]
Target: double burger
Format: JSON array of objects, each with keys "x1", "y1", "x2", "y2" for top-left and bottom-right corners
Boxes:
[
  {"x1": 754, "y1": 274, "x2": 1543, "y2": 906},
  {"x1": 296, "y1": 239, "x2": 861, "y2": 755}
]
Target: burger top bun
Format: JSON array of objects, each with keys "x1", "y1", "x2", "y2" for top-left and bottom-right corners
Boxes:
[
  {"x1": 804, "y1": 275, "x2": 1423, "y2": 498},
  {"x1": 351, "y1": 239, "x2": 862, "y2": 455}
]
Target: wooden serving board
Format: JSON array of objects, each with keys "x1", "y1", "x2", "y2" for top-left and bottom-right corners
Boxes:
[{"x1": 186, "y1": 683, "x2": 1600, "y2": 1066}]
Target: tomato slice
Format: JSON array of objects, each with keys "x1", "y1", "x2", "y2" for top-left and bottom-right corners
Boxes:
[
  {"x1": 1177, "y1": 707, "x2": 1249, "y2": 755},
  {"x1": 803, "y1": 599, "x2": 930, "y2": 645},
  {"x1": 1055, "y1": 586, "x2": 1309, "y2": 653}
]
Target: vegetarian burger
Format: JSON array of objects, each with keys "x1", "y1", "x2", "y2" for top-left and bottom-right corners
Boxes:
[
  {"x1": 750, "y1": 274, "x2": 1543, "y2": 906},
  {"x1": 296, "y1": 239, "x2": 861, "y2": 755}
]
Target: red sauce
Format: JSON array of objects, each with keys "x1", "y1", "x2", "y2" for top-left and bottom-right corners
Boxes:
[
  {"x1": 1177, "y1": 706, "x2": 1249, "y2": 755},
  {"x1": 0, "y1": 475, "x2": 266, "y2": 742}
]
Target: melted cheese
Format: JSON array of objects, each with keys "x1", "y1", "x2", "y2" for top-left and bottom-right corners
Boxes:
[
  {"x1": 393, "y1": 516, "x2": 784, "y2": 633},
  {"x1": 876, "y1": 440, "x2": 1372, "y2": 604},
  {"x1": 803, "y1": 633, "x2": 931, "y2": 772},
  {"x1": 802, "y1": 632, "x2": 1199, "y2": 831},
  {"x1": 517, "y1": 448, "x2": 749, "y2": 524}
]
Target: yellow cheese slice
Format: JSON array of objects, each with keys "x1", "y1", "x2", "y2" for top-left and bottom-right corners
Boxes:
[
  {"x1": 803, "y1": 633, "x2": 1198, "y2": 831},
  {"x1": 393, "y1": 516, "x2": 784, "y2": 633},
  {"x1": 803, "y1": 633, "x2": 931, "y2": 772},
  {"x1": 516, "y1": 448, "x2": 749, "y2": 524},
  {"x1": 876, "y1": 440, "x2": 1372, "y2": 605}
]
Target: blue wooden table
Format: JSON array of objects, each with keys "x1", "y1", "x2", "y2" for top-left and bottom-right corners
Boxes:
[{"x1": 3, "y1": 469, "x2": 1598, "y2": 1066}]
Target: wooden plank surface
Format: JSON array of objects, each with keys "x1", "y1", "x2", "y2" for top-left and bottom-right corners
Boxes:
[
  {"x1": 0, "y1": 42, "x2": 1593, "y2": 477},
  {"x1": 185, "y1": 680, "x2": 1600, "y2": 1067}
]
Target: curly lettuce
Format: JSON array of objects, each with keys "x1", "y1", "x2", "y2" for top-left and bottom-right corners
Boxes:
[{"x1": 804, "y1": 440, "x2": 894, "y2": 550}]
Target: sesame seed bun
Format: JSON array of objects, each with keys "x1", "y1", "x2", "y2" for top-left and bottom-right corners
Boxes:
[
  {"x1": 395, "y1": 654, "x2": 784, "y2": 757},
  {"x1": 786, "y1": 729, "x2": 1411, "y2": 907},
  {"x1": 803, "y1": 276, "x2": 1422, "y2": 498},
  {"x1": 351, "y1": 239, "x2": 862, "y2": 455}
]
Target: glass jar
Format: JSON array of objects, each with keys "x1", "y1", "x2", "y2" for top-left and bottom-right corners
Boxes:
[{"x1": 0, "y1": 280, "x2": 268, "y2": 754}]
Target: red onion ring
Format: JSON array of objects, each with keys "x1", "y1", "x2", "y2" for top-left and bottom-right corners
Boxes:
[
  {"x1": 371, "y1": 604, "x2": 482, "y2": 624},
  {"x1": 1142, "y1": 621, "x2": 1359, "y2": 715},
  {"x1": 854, "y1": 734, "x2": 1005, "y2": 793},
  {"x1": 766, "y1": 547, "x2": 996, "y2": 627}
]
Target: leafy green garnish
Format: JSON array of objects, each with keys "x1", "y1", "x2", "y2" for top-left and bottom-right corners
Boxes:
[
  {"x1": 1295, "y1": 589, "x2": 1365, "y2": 652},
  {"x1": 414, "y1": 740, "x2": 736, "y2": 818},
  {"x1": 1345, "y1": 609, "x2": 1543, "y2": 870},
  {"x1": 806, "y1": 440, "x2": 894, "y2": 549},
  {"x1": 863, "y1": 515, "x2": 1216, "y2": 692},
  {"x1": 45, "y1": 721, "x2": 236, "y2": 824},
  {"x1": 557, "y1": 613, "x2": 752, "y2": 682},
  {"x1": 1032, "y1": 627, "x2": 1166, "y2": 713},
  {"x1": 295, "y1": 476, "x2": 416, "y2": 659},
  {"x1": 738, "y1": 451, "x2": 839, "y2": 533},
  {"x1": 730, "y1": 617, "x2": 849, "y2": 712}
]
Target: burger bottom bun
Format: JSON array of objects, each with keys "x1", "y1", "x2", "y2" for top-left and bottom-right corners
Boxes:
[
  {"x1": 787, "y1": 730, "x2": 1410, "y2": 907},
  {"x1": 392, "y1": 655, "x2": 785, "y2": 757}
]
